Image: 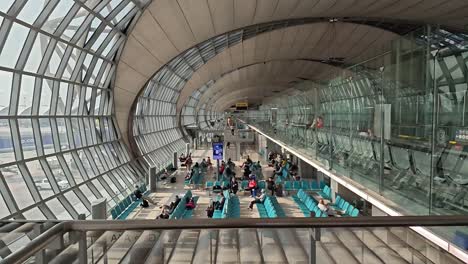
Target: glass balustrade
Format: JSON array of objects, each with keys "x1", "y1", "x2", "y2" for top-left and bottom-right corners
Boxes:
[{"x1": 1, "y1": 217, "x2": 467, "y2": 264}]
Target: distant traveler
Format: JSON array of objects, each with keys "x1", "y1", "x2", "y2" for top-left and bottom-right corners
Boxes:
[
  {"x1": 185, "y1": 197, "x2": 196, "y2": 210},
  {"x1": 266, "y1": 177, "x2": 276, "y2": 196},
  {"x1": 140, "y1": 198, "x2": 149, "y2": 208},
  {"x1": 206, "y1": 204, "x2": 214, "y2": 218},
  {"x1": 246, "y1": 178, "x2": 257, "y2": 197},
  {"x1": 213, "y1": 193, "x2": 225, "y2": 210},
  {"x1": 157, "y1": 209, "x2": 170, "y2": 219},
  {"x1": 185, "y1": 154, "x2": 193, "y2": 170},
  {"x1": 171, "y1": 195, "x2": 181, "y2": 210},
  {"x1": 248, "y1": 189, "x2": 266, "y2": 210},
  {"x1": 230, "y1": 178, "x2": 239, "y2": 194},
  {"x1": 134, "y1": 185, "x2": 142, "y2": 200},
  {"x1": 318, "y1": 199, "x2": 328, "y2": 212}
]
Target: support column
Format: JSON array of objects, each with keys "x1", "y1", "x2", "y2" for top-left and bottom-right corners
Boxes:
[
  {"x1": 235, "y1": 142, "x2": 241, "y2": 161},
  {"x1": 149, "y1": 166, "x2": 157, "y2": 192},
  {"x1": 330, "y1": 179, "x2": 338, "y2": 202},
  {"x1": 173, "y1": 152, "x2": 178, "y2": 170},
  {"x1": 34, "y1": 225, "x2": 45, "y2": 264},
  {"x1": 298, "y1": 159, "x2": 316, "y2": 179},
  {"x1": 91, "y1": 198, "x2": 107, "y2": 219},
  {"x1": 186, "y1": 143, "x2": 190, "y2": 156}
]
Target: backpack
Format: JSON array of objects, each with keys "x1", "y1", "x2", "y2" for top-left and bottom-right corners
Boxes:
[
  {"x1": 140, "y1": 199, "x2": 149, "y2": 208},
  {"x1": 170, "y1": 177, "x2": 176, "y2": 183}
]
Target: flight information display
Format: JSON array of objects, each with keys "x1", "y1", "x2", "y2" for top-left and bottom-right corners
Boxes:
[{"x1": 212, "y1": 142, "x2": 224, "y2": 160}]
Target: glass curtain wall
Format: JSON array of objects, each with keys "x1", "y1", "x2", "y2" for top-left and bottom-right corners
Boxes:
[
  {"x1": 0, "y1": 1, "x2": 148, "y2": 220},
  {"x1": 242, "y1": 26, "x2": 468, "y2": 242}
]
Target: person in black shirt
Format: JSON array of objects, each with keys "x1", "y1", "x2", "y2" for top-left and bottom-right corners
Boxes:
[
  {"x1": 206, "y1": 204, "x2": 214, "y2": 218},
  {"x1": 230, "y1": 178, "x2": 239, "y2": 194},
  {"x1": 168, "y1": 195, "x2": 181, "y2": 212},
  {"x1": 134, "y1": 185, "x2": 142, "y2": 200},
  {"x1": 213, "y1": 193, "x2": 225, "y2": 210},
  {"x1": 157, "y1": 209, "x2": 169, "y2": 219},
  {"x1": 266, "y1": 177, "x2": 276, "y2": 196}
]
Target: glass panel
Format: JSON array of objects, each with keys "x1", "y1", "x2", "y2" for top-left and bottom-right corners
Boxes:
[
  {"x1": 0, "y1": 119, "x2": 15, "y2": 163},
  {"x1": 0, "y1": 22, "x2": 30, "y2": 68},
  {"x1": 46, "y1": 198, "x2": 72, "y2": 219},
  {"x1": 27, "y1": 160, "x2": 53, "y2": 199},
  {"x1": 64, "y1": 190, "x2": 89, "y2": 216},
  {"x1": 1, "y1": 165, "x2": 35, "y2": 209}
]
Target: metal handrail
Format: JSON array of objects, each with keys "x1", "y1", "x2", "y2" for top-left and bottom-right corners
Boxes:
[
  {"x1": 1, "y1": 215, "x2": 468, "y2": 264},
  {"x1": 2, "y1": 222, "x2": 66, "y2": 264}
]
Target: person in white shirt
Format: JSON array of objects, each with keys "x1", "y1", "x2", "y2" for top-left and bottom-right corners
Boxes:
[
  {"x1": 248, "y1": 189, "x2": 266, "y2": 210},
  {"x1": 318, "y1": 199, "x2": 328, "y2": 212}
]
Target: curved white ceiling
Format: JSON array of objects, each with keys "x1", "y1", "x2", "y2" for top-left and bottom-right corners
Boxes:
[
  {"x1": 176, "y1": 22, "x2": 399, "y2": 114},
  {"x1": 193, "y1": 60, "x2": 346, "y2": 112},
  {"x1": 116, "y1": 0, "x2": 468, "y2": 142}
]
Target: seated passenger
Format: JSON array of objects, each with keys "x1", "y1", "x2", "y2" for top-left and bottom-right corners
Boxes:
[
  {"x1": 230, "y1": 178, "x2": 239, "y2": 194},
  {"x1": 213, "y1": 193, "x2": 225, "y2": 210},
  {"x1": 246, "y1": 178, "x2": 258, "y2": 197},
  {"x1": 172, "y1": 195, "x2": 181, "y2": 209},
  {"x1": 185, "y1": 197, "x2": 196, "y2": 210},
  {"x1": 185, "y1": 170, "x2": 193, "y2": 180},
  {"x1": 179, "y1": 153, "x2": 186, "y2": 162},
  {"x1": 248, "y1": 189, "x2": 266, "y2": 210},
  {"x1": 318, "y1": 199, "x2": 328, "y2": 212},
  {"x1": 273, "y1": 164, "x2": 282, "y2": 177},
  {"x1": 201, "y1": 159, "x2": 208, "y2": 169},
  {"x1": 206, "y1": 204, "x2": 214, "y2": 218},
  {"x1": 140, "y1": 198, "x2": 149, "y2": 208},
  {"x1": 157, "y1": 209, "x2": 170, "y2": 219},
  {"x1": 213, "y1": 183, "x2": 223, "y2": 193}
]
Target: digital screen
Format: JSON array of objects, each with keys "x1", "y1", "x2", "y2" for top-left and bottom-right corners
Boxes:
[{"x1": 212, "y1": 142, "x2": 224, "y2": 160}]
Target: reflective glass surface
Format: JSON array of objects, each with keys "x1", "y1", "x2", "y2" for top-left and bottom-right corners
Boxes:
[
  {"x1": 0, "y1": 0, "x2": 147, "y2": 220},
  {"x1": 240, "y1": 26, "x2": 468, "y2": 243}
]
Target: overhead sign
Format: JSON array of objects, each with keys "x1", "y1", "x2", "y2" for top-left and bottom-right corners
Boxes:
[
  {"x1": 212, "y1": 142, "x2": 224, "y2": 160},
  {"x1": 236, "y1": 102, "x2": 248, "y2": 110}
]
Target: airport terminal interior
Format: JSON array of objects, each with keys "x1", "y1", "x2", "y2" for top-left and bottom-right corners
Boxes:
[{"x1": 1, "y1": 0, "x2": 468, "y2": 263}]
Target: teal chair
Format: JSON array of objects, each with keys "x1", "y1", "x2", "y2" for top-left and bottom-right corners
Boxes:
[
  {"x1": 111, "y1": 208, "x2": 118, "y2": 219},
  {"x1": 341, "y1": 201, "x2": 350, "y2": 213},
  {"x1": 301, "y1": 181, "x2": 311, "y2": 190},
  {"x1": 311, "y1": 181, "x2": 319, "y2": 190},
  {"x1": 284, "y1": 181, "x2": 293, "y2": 191},
  {"x1": 314, "y1": 208, "x2": 322, "y2": 217},
  {"x1": 258, "y1": 181, "x2": 266, "y2": 189},
  {"x1": 293, "y1": 181, "x2": 301, "y2": 190},
  {"x1": 350, "y1": 208, "x2": 359, "y2": 217},
  {"x1": 241, "y1": 180, "x2": 248, "y2": 189},
  {"x1": 205, "y1": 181, "x2": 214, "y2": 188}
]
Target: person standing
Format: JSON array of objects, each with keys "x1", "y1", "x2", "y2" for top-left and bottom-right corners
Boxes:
[{"x1": 185, "y1": 154, "x2": 193, "y2": 171}]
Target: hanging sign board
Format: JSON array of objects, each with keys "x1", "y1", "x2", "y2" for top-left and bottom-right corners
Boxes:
[{"x1": 212, "y1": 142, "x2": 224, "y2": 160}]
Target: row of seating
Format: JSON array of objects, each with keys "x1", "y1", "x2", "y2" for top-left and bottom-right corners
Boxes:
[
  {"x1": 213, "y1": 190, "x2": 240, "y2": 218},
  {"x1": 110, "y1": 185, "x2": 149, "y2": 220},
  {"x1": 283, "y1": 180, "x2": 323, "y2": 191},
  {"x1": 294, "y1": 189, "x2": 325, "y2": 217},
  {"x1": 185, "y1": 168, "x2": 205, "y2": 185},
  {"x1": 205, "y1": 180, "x2": 230, "y2": 191},
  {"x1": 170, "y1": 190, "x2": 199, "y2": 219},
  {"x1": 318, "y1": 185, "x2": 332, "y2": 200},
  {"x1": 331, "y1": 195, "x2": 359, "y2": 217},
  {"x1": 296, "y1": 188, "x2": 361, "y2": 217},
  {"x1": 256, "y1": 196, "x2": 286, "y2": 218}
]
